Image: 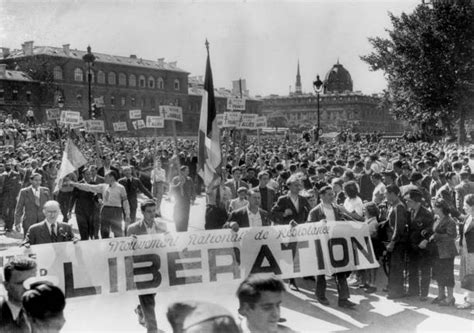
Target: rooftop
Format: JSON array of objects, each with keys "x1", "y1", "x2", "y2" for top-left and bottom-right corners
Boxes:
[{"x1": 0, "y1": 69, "x2": 34, "y2": 82}]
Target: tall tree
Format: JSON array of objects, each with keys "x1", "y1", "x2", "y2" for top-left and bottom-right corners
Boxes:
[{"x1": 361, "y1": 1, "x2": 474, "y2": 143}]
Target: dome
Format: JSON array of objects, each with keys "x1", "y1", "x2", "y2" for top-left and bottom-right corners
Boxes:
[{"x1": 324, "y1": 61, "x2": 353, "y2": 93}]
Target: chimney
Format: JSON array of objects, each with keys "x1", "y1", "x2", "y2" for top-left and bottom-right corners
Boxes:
[
  {"x1": 129, "y1": 54, "x2": 137, "y2": 59},
  {"x1": 0, "y1": 64, "x2": 6, "y2": 76},
  {"x1": 157, "y1": 58, "x2": 165, "y2": 66},
  {"x1": 1, "y1": 47, "x2": 10, "y2": 59},
  {"x1": 22, "y1": 41, "x2": 34, "y2": 56},
  {"x1": 62, "y1": 44, "x2": 70, "y2": 56}
]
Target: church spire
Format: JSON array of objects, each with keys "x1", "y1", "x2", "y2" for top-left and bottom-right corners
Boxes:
[{"x1": 295, "y1": 60, "x2": 302, "y2": 95}]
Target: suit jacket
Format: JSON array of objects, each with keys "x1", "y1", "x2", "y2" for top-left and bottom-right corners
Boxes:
[
  {"x1": 271, "y1": 194, "x2": 310, "y2": 224},
  {"x1": 14, "y1": 186, "x2": 51, "y2": 230},
  {"x1": 3, "y1": 171, "x2": 22, "y2": 196},
  {"x1": 118, "y1": 177, "x2": 153, "y2": 204},
  {"x1": 307, "y1": 203, "x2": 344, "y2": 222},
  {"x1": 227, "y1": 207, "x2": 272, "y2": 227},
  {"x1": 455, "y1": 181, "x2": 474, "y2": 213},
  {"x1": 435, "y1": 184, "x2": 460, "y2": 218},
  {"x1": 21, "y1": 168, "x2": 44, "y2": 188},
  {"x1": 408, "y1": 205, "x2": 434, "y2": 253},
  {"x1": 225, "y1": 179, "x2": 249, "y2": 199},
  {"x1": 23, "y1": 220, "x2": 74, "y2": 246},
  {"x1": 253, "y1": 185, "x2": 276, "y2": 212},
  {"x1": 97, "y1": 165, "x2": 120, "y2": 178},
  {"x1": 432, "y1": 216, "x2": 458, "y2": 259},
  {"x1": 71, "y1": 179, "x2": 101, "y2": 214},
  {"x1": 0, "y1": 297, "x2": 29, "y2": 333}
]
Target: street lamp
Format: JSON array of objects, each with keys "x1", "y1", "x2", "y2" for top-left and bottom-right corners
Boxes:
[
  {"x1": 313, "y1": 74, "x2": 324, "y2": 142},
  {"x1": 82, "y1": 46, "x2": 95, "y2": 119}
]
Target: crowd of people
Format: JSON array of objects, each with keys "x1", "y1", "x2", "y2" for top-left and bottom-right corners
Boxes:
[{"x1": 1, "y1": 116, "x2": 474, "y2": 332}]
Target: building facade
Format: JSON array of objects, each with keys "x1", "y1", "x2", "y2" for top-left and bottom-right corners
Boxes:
[{"x1": 261, "y1": 61, "x2": 406, "y2": 133}]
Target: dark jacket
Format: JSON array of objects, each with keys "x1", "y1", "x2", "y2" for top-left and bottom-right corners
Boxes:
[
  {"x1": 408, "y1": 205, "x2": 434, "y2": 253},
  {"x1": 253, "y1": 185, "x2": 277, "y2": 212},
  {"x1": 271, "y1": 194, "x2": 310, "y2": 224},
  {"x1": 432, "y1": 216, "x2": 458, "y2": 259},
  {"x1": 0, "y1": 297, "x2": 29, "y2": 333},
  {"x1": 227, "y1": 207, "x2": 272, "y2": 227},
  {"x1": 23, "y1": 221, "x2": 74, "y2": 246},
  {"x1": 307, "y1": 203, "x2": 344, "y2": 222},
  {"x1": 118, "y1": 177, "x2": 153, "y2": 201}
]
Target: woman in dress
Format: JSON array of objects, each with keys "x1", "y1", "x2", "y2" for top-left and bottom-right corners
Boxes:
[{"x1": 457, "y1": 194, "x2": 474, "y2": 310}]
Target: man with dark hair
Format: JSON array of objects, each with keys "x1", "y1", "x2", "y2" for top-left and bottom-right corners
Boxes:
[
  {"x1": 271, "y1": 175, "x2": 310, "y2": 225},
  {"x1": 126, "y1": 199, "x2": 167, "y2": 333},
  {"x1": 225, "y1": 190, "x2": 272, "y2": 230},
  {"x1": 385, "y1": 184, "x2": 409, "y2": 299},
  {"x1": 171, "y1": 165, "x2": 195, "y2": 232},
  {"x1": 119, "y1": 165, "x2": 154, "y2": 224},
  {"x1": 404, "y1": 189, "x2": 434, "y2": 301},
  {"x1": 254, "y1": 171, "x2": 276, "y2": 212},
  {"x1": 22, "y1": 281, "x2": 66, "y2": 333},
  {"x1": 1, "y1": 257, "x2": 37, "y2": 332},
  {"x1": 236, "y1": 274, "x2": 294, "y2": 333},
  {"x1": 225, "y1": 166, "x2": 249, "y2": 199}
]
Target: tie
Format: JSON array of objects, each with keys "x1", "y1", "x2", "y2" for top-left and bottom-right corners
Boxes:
[{"x1": 51, "y1": 223, "x2": 57, "y2": 242}]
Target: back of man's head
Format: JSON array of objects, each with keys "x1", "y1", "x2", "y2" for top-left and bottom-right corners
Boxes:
[
  {"x1": 3, "y1": 257, "x2": 37, "y2": 282},
  {"x1": 236, "y1": 274, "x2": 285, "y2": 310}
]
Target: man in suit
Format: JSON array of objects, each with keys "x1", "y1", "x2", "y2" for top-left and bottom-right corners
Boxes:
[
  {"x1": 23, "y1": 200, "x2": 74, "y2": 246},
  {"x1": 126, "y1": 199, "x2": 167, "y2": 333},
  {"x1": 1, "y1": 257, "x2": 37, "y2": 332},
  {"x1": 2, "y1": 161, "x2": 23, "y2": 232},
  {"x1": 404, "y1": 189, "x2": 434, "y2": 301},
  {"x1": 71, "y1": 167, "x2": 101, "y2": 240},
  {"x1": 253, "y1": 171, "x2": 276, "y2": 212},
  {"x1": 225, "y1": 190, "x2": 272, "y2": 230},
  {"x1": 307, "y1": 185, "x2": 356, "y2": 308},
  {"x1": 89, "y1": 164, "x2": 105, "y2": 184},
  {"x1": 171, "y1": 165, "x2": 195, "y2": 232},
  {"x1": 271, "y1": 175, "x2": 310, "y2": 225},
  {"x1": 97, "y1": 155, "x2": 120, "y2": 178},
  {"x1": 21, "y1": 159, "x2": 43, "y2": 188},
  {"x1": 435, "y1": 172, "x2": 461, "y2": 219},
  {"x1": 119, "y1": 166, "x2": 154, "y2": 223},
  {"x1": 225, "y1": 166, "x2": 249, "y2": 199},
  {"x1": 455, "y1": 169, "x2": 474, "y2": 214},
  {"x1": 14, "y1": 173, "x2": 51, "y2": 236}
]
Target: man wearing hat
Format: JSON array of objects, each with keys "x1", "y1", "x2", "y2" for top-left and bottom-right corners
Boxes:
[{"x1": 455, "y1": 168, "x2": 474, "y2": 214}]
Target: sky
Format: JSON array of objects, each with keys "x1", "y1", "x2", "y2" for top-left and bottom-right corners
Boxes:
[{"x1": 0, "y1": 0, "x2": 420, "y2": 96}]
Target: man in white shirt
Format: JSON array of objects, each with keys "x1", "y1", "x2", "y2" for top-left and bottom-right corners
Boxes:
[{"x1": 225, "y1": 190, "x2": 272, "y2": 229}]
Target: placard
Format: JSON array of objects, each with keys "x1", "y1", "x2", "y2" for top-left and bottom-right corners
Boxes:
[
  {"x1": 113, "y1": 122, "x2": 128, "y2": 132},
  {"x1": 216, "y1": 114, "x2": 224, "y2": 128},
  {"x1": 222, "y1": 112, "x2": 241, "y2": 128},
  {"x1": 159, "y1": 106, "x2": 183, "y2": 122},
  {"x1": 129, "y1": 109, "x2": 142, "y2": 119},
  {"x1": 85, "y1": 120, "x2": 105, "y2": 133},
  {"x1": 256, "y1": 116, "x2": 267, "y2": 128},
  {"x1": 59, "y1": 110, "x2": 81, "y2": 125},
  {"x1": 94, "y1": 96, "x2": 105, "y2": 108},
  {"x1": 132, "y1": 119, "x2": 146, "y2": 130},
  {"x1": 227, "y1": 97, "x2": 246, "y2": 111},
  {"x1": 69, "y1": 116, "x2": 84, "y2": 129},
  {"x1": 146, "y1": 116, "x2": 164, "y2": 128},
  {"x1": 239, "y1": 113, "x2": 258, "y2": 129},
  {"x1": 46, "y1": 108, "x2": 60, "y2": 121}
]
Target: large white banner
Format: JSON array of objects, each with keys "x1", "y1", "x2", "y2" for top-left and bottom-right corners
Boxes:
[{"x1": 0, "y1": 222, "x2": 377, "y2": 299}]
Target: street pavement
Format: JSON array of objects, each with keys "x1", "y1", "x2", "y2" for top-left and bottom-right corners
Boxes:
[{"x1": 1, "y1": 195, "x2": 473, "y2": 332}]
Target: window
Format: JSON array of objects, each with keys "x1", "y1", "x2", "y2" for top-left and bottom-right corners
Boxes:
[
  {"x1": 148, "y1": 76, "x2": 155, "y2": 88},
  {"x1": 157, "y1": 77, "x2": 164, "y2": 89},
  {"x1": 26, "y1": 91, "x2": 31, "y2": 102},
  {"x1": 139, "y1": 75, "x2": 146, "y2": 88},
  {"x1": 174, "y1": 79, "x2": 180, "y2": 91},
  {"x1": 121, "y1": 96, "x2": 126, "y2": 106},
  {"x1": 97, "y1": 71, "x2": 106, "y2": 84},
  {"x1": 108, "y1": 72, "x2": 116, "y2": 85},
  {"x1": 12, "y1": 89, "x2": 18, "y2": 101},
  {"x1": 131, "y1": 97, "x2": 136, "y2": 107},
  {"x1": 110, "y1": 95, "x2": 115, "y2": 107},
  {"x1": 119, "y1": 73, "x2": 126, "y2": 86},
  {"x1": 74, "y1": 68, "x2": 83, "y2": 82},
  {"x1": 53, "y1": 66, "x2": 63, "y2": 80},
  {"x1": 129, "y1": 74, "x2": 136, "y2": 87}
]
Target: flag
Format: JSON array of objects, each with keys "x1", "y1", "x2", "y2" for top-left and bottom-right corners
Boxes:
[
  {"x1": 198, "y1": 40, "x2": 222, "y2": 188},
  {"x1": 54, "y1": 138, "x2": 88, "y2": 192}
]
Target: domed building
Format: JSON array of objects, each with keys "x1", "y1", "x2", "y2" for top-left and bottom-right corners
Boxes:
[{"x1": 260, "y1": 60, "x2": 406, "y2": 133}]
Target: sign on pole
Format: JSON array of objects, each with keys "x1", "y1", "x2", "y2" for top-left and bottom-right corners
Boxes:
[
  {"x1": 113, "y1": 122, "x2": 128, "y2": 132},
  {"x1": 129, "y1": 109, "x2": 142, "y2": 119},
  {"x1": 239, "y1": 113, "x2": 258, "y2": 129},
  {"x1": 132, "y1": 119, "x2": 146, "y2": 130},
  {"x1": 256, "y1": 116, "x2": 267, "y2": 128},
  {"x1": 85, "y1": 120, "x2": 105, "y2": 133},
  {"x1": 69, "y1": 116, "x2": 84, "y2": 129},
  {"x1": 94, "y1": 96, "x2": 105, "y2": 108},
  {"x1": 159, "y1": 105, "x2": 183, "y2": 122},
  {"x1": 223, "y1": 112, "x2": 241, "y2": 128},
  {"x1": 227, "y1": 97, "x2": 246, "y2": 111},
  {"x1": 146, "y1": 116, "x2": 164, "y2": 128},
  {"x1": 59, "y1": 110, "x2": 81, "y2": 125},
  {"x1": 216, "y1": 114, "x2": 224, "y2": 128},
  {"x1": 45, "y1": 108, "x2": 60, "y2": 121}
]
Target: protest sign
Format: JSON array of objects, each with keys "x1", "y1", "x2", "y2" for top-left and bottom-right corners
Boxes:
[
  {"x1": 160, "y1": 105, "x2": 183, "y2": 122},
  {"x1": 69, "y1": 116, "x2": 84, "y2": 129},
  {"x1": 132, "y1": 119, "x2": 146, "y2": 130},
  {"x1": 222, "y1": 112, "x2": 241, "y2": 128},
  {"x1": 129, "y1": 109, "x2": 142, "y2": 119},
  {"x1": 216, "y1": 114, "x2": 224, "y2": 128},
  {"x1": 94, "y1": 96, "x2": 105, "y2": 108},
  {"x1": 85, "y1": 120, "x2": 105, "y2": 133},
  {"x1": 59, "y1": 111, "x2": 81, "y2": 125},
  {"x1": 0, "y1": 222, "x2": 377, "y2": 299},
  {"x1": 146, "y1": 116, "x2": 164, "y2": 128},
  {"x1": 239, "y1": 113, "x2": 258, "y2": 129},
  {"x1": 227, "y1": 97, "x2": 246, "y2": 111},
  {"x1": 256, "y1": 116, "x2": 267, "y2": 128},
  {"x1": 45, "y1": 108, "x2": 60, "y2": 121},
  {"x1": 113, "y1": 122, "x2": 128, "y2": 132}
]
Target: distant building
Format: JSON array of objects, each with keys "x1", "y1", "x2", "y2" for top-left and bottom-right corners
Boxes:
[{"x1": 261, "y1": 61, "x2": 405, "y2": 133}]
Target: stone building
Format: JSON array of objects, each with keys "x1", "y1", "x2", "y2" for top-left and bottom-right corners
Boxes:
[{"x1": 261, "y1": 61, "x2": 405, "y2": 133}]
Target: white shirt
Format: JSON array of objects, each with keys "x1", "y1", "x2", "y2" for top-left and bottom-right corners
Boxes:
[
  {"x1": 344, "y1": 196, "x2": 364, "y2": 217},
  {"x1": 289, "y1": 194, "x2": 299, "y2": 212},
  {"x1": 372, "y1": 182, "x2": 386, "y2": 204},
  {"x1": 229, "y1": 198, "x2": 249, "y2": 212},
  {"x1": 247, "y1": 207, "x2": 262, "y2": 227},
  {"x1": 32, "y1": 187, "x2": 40, "y2": 198},
  {"x1": 151, "y1": 168, "x2": 166, "y2": 183},
  {"x1": 144, "y1": 220, "x2": 167, "y2": 235}
]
